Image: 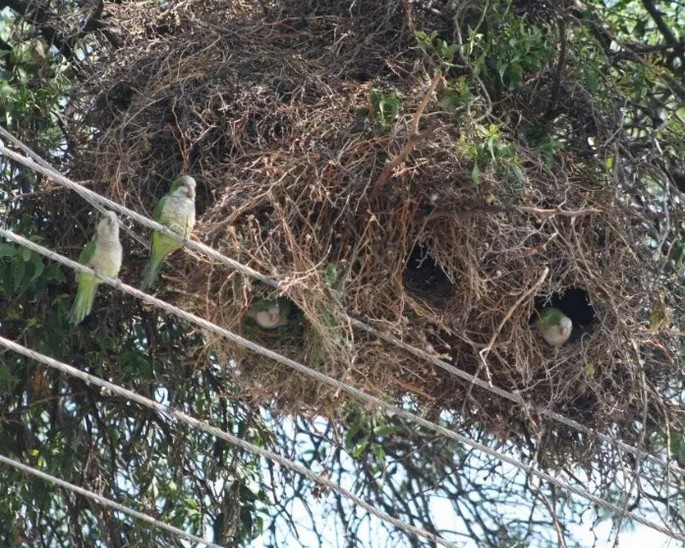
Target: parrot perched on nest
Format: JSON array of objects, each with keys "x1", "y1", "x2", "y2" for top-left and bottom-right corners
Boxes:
[
  {"x1": 69, "y1": 211, "x2": 123, "y2": 324},
  {"x1": 247, "y1": 298, "x2": 291, "y2": 329},
  {"x1": 535, "y1": 307, "x2": 573, "y2": 347},
  {"x1": 141, "y1": 175, "x2": 196, "y2": 290}
]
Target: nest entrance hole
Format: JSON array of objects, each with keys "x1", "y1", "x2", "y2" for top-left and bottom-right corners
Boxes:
[{"x1": 402, "y1": 243, "x2": 455, "y2": 301}]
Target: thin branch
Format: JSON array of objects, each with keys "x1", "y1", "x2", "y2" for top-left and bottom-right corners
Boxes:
[
  {"x1": 477, "y1": 267, "x2": 550, "y2": 385},
  {"x1": 425, "y1": 205, "x2": 601, "y2": 222},
  {"x1": 370, "y1": 72, "x2": 442, "y2": 198},
  {"x1": 543, "y1": 17, "x2": 568, "y2": 121},
  {"x1": 640, "y1": 0, "x2": 678, "y2": 46}
]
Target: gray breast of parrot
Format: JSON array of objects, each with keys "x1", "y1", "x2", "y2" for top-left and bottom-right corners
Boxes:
[
  {"x1": 161, "y1": 195, "x2": 196, "y2": 237},
  {"x1": 89, "y1": 234, "x2": 123, "y2": 277}
]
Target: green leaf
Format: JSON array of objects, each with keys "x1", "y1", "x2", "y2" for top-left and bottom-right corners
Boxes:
[
  {"x1": 373, "y1": 425, "x2": 393, "y2": 436},
  {"x1": 118, "y1": 350, "x2": 154, "y2": 380},
  {"x1": 0, "y1": 243, "x2": 16, "y2": 257},
  {"x1": 0, "y1": 364, "x2": 19, "y2": 394},
  {"x1": 508, "y1": 63, "x2": 523, "y2": 88},
  {"x1": 371, "y1": 443, "x2": 386, "y2": 462},
  {"x1": 584, "y1": 66, "x2": 599, "y2": 92},
  {"x1": 45, "y1": 265, "x2": 66, "y2": 284},
  {"x1": 352, "y1": 443, "x2": 366, "y2": 458},
  {"x1": 471, "y1": 162, "x2": 481, "y2": 183},
  {"x1": 5, "y1": 306, "x2": 21, "y2": 320},
  {"x1": 12, "y1": 258, "x2": 25, "y2": 291},
  {"x1": 440, "y1": 93, "x2": 461, "y2": 108},
  {"x1": 0, "y1": 81, "x2": 16, "y2": 101},
  {"x1": 29, "y1": 253, "x2": 44, "y2": 281},
  {"x1": 345, "y1": 422, "x2": 362, "y2": 446}
]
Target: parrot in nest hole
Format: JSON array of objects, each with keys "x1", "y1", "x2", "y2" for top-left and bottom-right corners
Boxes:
[
  {"x1": 69, "y1": 211, "x2": 123, "y2": 324},
  {"x1": 247, "y1": 298, "x2": 292, "y2": 329},
  {"x1": 141, "y1": 175, "x2": 196, "y2": 290},
  {"x1": 535, "y1": 307, "x2": 573, "y2": 347}
]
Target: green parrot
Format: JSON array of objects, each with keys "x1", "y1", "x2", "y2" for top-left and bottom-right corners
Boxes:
[
  {"x1": 535, "y1": 307, "x2": 573, "y2": 347},
  {"x1": 69, "y1": 211, "x2": 123, "y2": 324},
  {"x1": 246, "y1": 298, "x2": 291, "y2": 329},
  {"x1": 141, "y1": 175, "x2": 196, "y2": 290}
]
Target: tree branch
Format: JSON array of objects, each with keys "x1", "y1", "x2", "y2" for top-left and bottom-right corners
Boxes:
[
  {"x1": 640, "y1": 0, "x2": 678, "y2": 45},
  {"x1": 370, "y1": 72, "x2": 442, "y2": 198}
]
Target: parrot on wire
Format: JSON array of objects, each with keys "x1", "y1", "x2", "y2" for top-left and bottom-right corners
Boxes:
[
  {"x1": 69, "y1": 211, "x2": 123, "y2": 324},
  {"x1": 141, "y1": 175, "x2": 196, "y2": 290},
  {"x1": 247, "y1": 298, "x2": 291, "y2": 329},
  {"x1": 535, "y1": 307, "x2": 573, "y2": 347}
]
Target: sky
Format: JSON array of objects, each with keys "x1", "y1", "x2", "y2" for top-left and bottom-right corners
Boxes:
[{"x1": 241, "y1": 416, "x2": 684, "y2": 548}]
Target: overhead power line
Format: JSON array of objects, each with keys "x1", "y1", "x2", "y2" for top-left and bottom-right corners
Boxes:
[
  {"x1": 0, "y1": 453, "x2": 225, "y2": 548},
  {"x1": 0, "y1": 128, "x2": 682, "y2": 486},
  {"x1": 0, "y1": 232, "x2": 683, "y2": 543},
  {"x1": 0, "y1": 138, "x2": 276, "y2": 288},
  {"x1": 0, "y1": 334, "x2": 456, "y2": 548}
]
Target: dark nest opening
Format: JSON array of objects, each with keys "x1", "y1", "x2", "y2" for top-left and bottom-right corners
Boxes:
[
  {"x1": 62, "y1": 0, "x2": 682, "y2": 466},
  {"x1": 403, "y1": 243, "x2": 456, "y2": 303}
]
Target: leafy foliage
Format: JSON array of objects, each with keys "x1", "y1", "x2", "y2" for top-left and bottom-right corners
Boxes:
[
  {"x1": 358, "y1": 88, "x2": 401, "y2": 133},
  {"x1": 0, "y1": 0, "x2": 684, "y2": 546}
]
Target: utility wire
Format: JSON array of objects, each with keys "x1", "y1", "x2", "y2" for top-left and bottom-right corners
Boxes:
[
  {"x1": 0, "y1": 132, "x2": 682, "y2": 486},
  {"x1": 0, "y1": 335, "x2": 456, "y2": 548},
  {"x1": 0, "y1": 139, "x2": 276, "y2": 287},
  {"x1": 1, "y1": 231, "x2": 684, "y2": 543},
  {"x1": 0, "y1": 453, "x2": 224, "y2": 548}
]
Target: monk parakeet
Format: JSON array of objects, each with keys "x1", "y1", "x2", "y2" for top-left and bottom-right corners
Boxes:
[
  {"x1": 247, "y1": 298, "x2": 291, "y2": 329},
  {"x1": 141, "y1": 175, "x2": 196, "y2": 290},
  {"x1": 69, "y1": 211, "x2": 123, "y2": 324},
  {"x1": 535, "y1": 307, "x2": 572, "y2": 347}
]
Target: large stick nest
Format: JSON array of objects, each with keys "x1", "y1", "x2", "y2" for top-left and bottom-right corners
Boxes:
[{"x1": 64, "y1": 0, "x2": 682, "y2": 465}]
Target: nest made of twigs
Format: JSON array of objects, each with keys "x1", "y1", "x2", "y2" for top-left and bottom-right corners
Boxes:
[{"x1": 58, "y1": 0, "x2": 682, "y2": 465}]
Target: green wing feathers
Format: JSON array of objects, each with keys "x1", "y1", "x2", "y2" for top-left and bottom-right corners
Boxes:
[
  {"x1": 78, "y1": 239, "x2": 97, "y2": 265},
  {"x1": 151, "y1": 196, "x2": 167, "y2": 222},
  {"x1": 69, "y1": 232, "x2": 98, "y2": 324}
]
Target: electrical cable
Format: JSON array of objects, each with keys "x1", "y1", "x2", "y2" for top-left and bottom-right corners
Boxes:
[
  {"x1": 0, "y1": 453, "x2": 225, "y2": 548},
  {"x1": 0, "y1": 231, "x2": 683, "y2": 543},
  {"x1": 0, "y1": 132, "x2": 681, "y2": 487},
  {"x1": 0, "y1": 334, "x2": 456, "y2": 548}
]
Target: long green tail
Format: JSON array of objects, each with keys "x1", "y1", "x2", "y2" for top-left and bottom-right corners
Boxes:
[
  {"x1": 141, "y1": 255, "x2": 163, "y2": 290},
  {"x1": 142, "y1": 232, "x2": 181, "y2": 290},
  {"x1": 69, "y1": 275, "x2": 97, "y2": 325}
]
